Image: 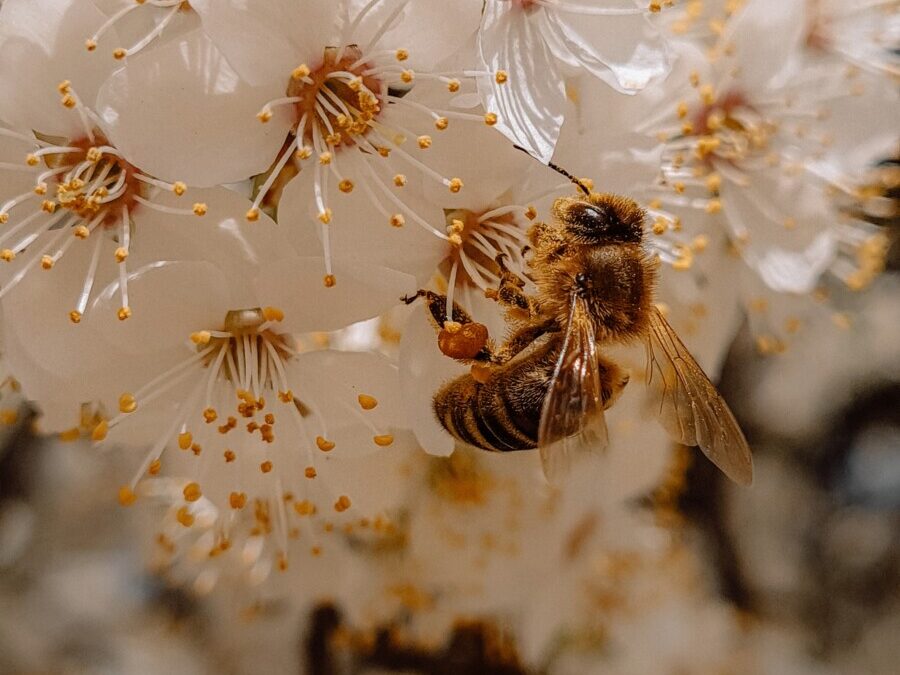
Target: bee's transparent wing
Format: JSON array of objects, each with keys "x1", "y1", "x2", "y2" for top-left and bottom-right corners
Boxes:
[
  {"x1": 645, "y1": 307, "x2": 753, "y2": 485},
  {"x1": 538, "y1": 294, "x2": 608, "y2": 482}
]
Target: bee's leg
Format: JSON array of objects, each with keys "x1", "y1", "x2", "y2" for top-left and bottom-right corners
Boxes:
[
  {"x1": 488, "y1": 260, "x2": 539, "y2": 318},
  {"x1": 404, "y1": 289, "x2": 497, "y2": 364},
  {"x1": 491, "y1": 320, "x2": 556, "y2": 365}
]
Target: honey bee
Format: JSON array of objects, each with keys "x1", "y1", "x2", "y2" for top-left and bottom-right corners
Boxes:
[{"x1": 404, "y1": 171, "x2": 753, "y2": 485}]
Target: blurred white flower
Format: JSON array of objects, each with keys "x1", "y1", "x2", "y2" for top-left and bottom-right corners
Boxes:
[
  {"x1": 86, "y1": 0, "x2": 199, "y2": 61},
  {"x1": 476, "y1": 0, "x2": 671, "y2": 162}
]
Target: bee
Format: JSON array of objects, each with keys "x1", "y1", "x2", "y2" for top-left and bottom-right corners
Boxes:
[{"x1": 404, "y1": 169, "x2": 753, "y2": 485}]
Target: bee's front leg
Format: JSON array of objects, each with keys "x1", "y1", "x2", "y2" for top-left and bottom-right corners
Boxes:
[{"x1": 488, "y1": 254, "x2": 539, "y2": 318}]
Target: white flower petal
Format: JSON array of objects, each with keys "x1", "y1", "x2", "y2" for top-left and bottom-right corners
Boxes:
[
  {"x1": 541, "y1": 3, "x2": 669, "y2": 92},
  {"x1": 253, "y1": 255, "x2": 416, "y2": 333},
  {"x1": 97, "y1": 29, "x2": 291, "y2": 187},
  {"x1": 477, "y1": 1, "x2": 567, "y2": 163},
  {"x1": 0, "y1": 0, "x2": 120, "y2": 137},
  {"x1": 194, "y1": 0, "x2": 336, "y2": 86}
]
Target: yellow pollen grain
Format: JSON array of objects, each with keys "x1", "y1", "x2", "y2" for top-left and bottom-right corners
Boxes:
[
  {"x1": 358, "y1": 394, "x2": 378, "y2": 410},
  {"x1": 61, "y1": 95, "x2": 76, "y2": 109},
  {"x1": 118, "y1": 393, "x2": 137, "y2": 413},
  {"x1": 495, "y1": 70, "x2": 508, "y2": 84},
  {"x1": 417, "y1": 135, "x2": 432, "y2": 149},
  {"x1": 40, "y1": 255, "x2": 54, "y2": 270},
  {"x1": 69, "y1": 310, "x2": 82, "y2": 324},
  {"x1": 318, "y1": 151, "x2": 332, "y2": 165},
  {"x1": 148, "y1": 458, "x2": 162, "y2": 476},
  {"x1": 323, "y1": 274, "x2": 336, "y2": 287},
  {"x1": 305, "y1": 466, "x2": 317, "y2": 479},
  {"x1": 447, "y1": 79, "x2": 461, "y2": 92},
  {"x1": 192, "y1": 203, "x2": 208, "y2": 216},
  {"x1": 183, "y1": 482, "x2": 202, "y2": 502},
  {"x1": 316, "y1": 436, "x2": 335, "y2": 452},
  {"x1": 41, "y1": 200, "x2": 57, "y2": 213},
  {"x1": 448, "y1": 178, "x2": 463, "y2": 193},
  {"x1": 176, "y1": 506, "x2": 195, "y2": 527},
  {"x1": 172, "y1": 181, "x2": 186, "y2": 196},
  {"x1": 113, "y1": 48, "x2": 126, "y2": 60},
  {"x1": 373, "y1": 434, "x2": 394, "y2": 447},
  {"x1": 395, "y1": 48, "x2": 409, "y2": 61},
  {"x1": 190, "y1": 330, "x2": 211, "y2": 346},
  {"x1": 92, "y1": 420, "x2": 108, "y2": 442},
  {"x1": 434, "y1": 116, "x2": 449, "y2": 130},
  {"x1": 246, "y1": 208, "x2": 260, "y2": 222},
  {"x1": 260, "y1": 460, "x2": 273, "y2": 473},
  {"x1": 118, "y1": 486, "x2": 136, "y2": 506},
  {"x1": 115, "y1": 247, "x2": 128, "y2": 263},
  {"x1": 318, "y1": 208, "x2": 333, "y2": 224},
  {"x1": 117, "y1": 306, "x2": 131, "y2": 321},
  {"x1": 338, "y1": 179, "x2": 355, "y2": 193},
  {"x1": 400, "y1": 69, "x2": 414, "y2": 83}
]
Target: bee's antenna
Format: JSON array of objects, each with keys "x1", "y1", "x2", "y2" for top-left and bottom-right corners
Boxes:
[{"x1": 512, "y1": 144, "x2": 592, "y2": 197}]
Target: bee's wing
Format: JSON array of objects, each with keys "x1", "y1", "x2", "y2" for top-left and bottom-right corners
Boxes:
[
  {"x1": 644, "y1": 307, "x2": 753, "y2": 485},
  {"x1": 538, "y1": 293, "x2": 609, "y2": 482}
]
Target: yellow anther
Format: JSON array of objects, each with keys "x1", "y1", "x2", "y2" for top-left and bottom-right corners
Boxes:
[
  {"x1": 61, "y1": 95, "x2": 77, "y2": 109},
  {"x1": 224, "y1": 449, "x2": 236, "y2": 462},
  {"x1": 226, "y1": 491, "x2": 246, "y2": 509},
  {"x1": 40, "y1": 255, "x2": 54, "y2": 270},
  {"x1": 323, "y1": 274, "x2": 336, "y2": 287},
  {"x1": 295, "y1": 499, "x2": 315, "y2": 515},
  {"x1": 192, "y1": 203, "x2": 207, "y2": 216},
  {"x1": 34, "y1": 183, "x2": 47, "y2": 195},
  {"x1": 86, "y1": 147, "x2": 103, "y2": 163},
  {"x1": 699, "y1": 84, "x2": 715, "y2": 104},
  {"x1": 26, "y1": 153, "x2": 39, "y2": 166},
  {"x1": 0, "y1": 213, "x2": 8, "y2": 224},
  {"x1": 310, "y1": 546, "x2": 322, "y2": 556},
  {"x1": 334, "y1": 495, "x2": 351, "y2": 512},
  {"x1": 117, "y1": 306, "x2": 131, "y2": 321},
  {"x1": 525, "y1": 206, "x2": 538, "y2": 220},
  {"x1": 434, "y1": 116, "x2": 449, "y2": 130},
  {"x1": 92, "y1": 420, "x2": 108, "y2": 442},
  {"x1": 390, "y1": 214, "x2": 405, "y2": 227},
  {"x1": 393, "y1": 174, "x2": 407, "y2": 187},
  {"x1": 190, "y1": 331, "x2": 211, "y2": 346},
  {"x1": 705, "y1": 173, "x2": 722, "y2": 193},
  {"x1": 325, "y1": 132, "x2": 342, "y2": 145},
  {"x1": 203, "y1": 408, "x2": 218, "y2": 423},
  {"x1": 41, "y1": 200, "x2": 57, "y2": 213},
  {"x1": 296, "y1": 146, "x2": 313, "y2": 160},
  {"x1": 113, "y1": 48, "x2": 127, "y2": 60},
  {"x1": 358, "y1": 394, "x2": 378, "y2": 410},
  {"x1": 400, "y1": 69, "x2": 414, "y2": 83},
  {"x1": 74, "y1": 225, "x2": 90, "y2": 239},
  {"x1": 118, "y1": 393, "x2": 137, "y2": 413},
  {"x1": 114, "y1": 247, "x2": 128, "y2": 263},
  {"x1": 649, "y1": 1, "x2": 662, "y2": 12},
  {"x1": 448, "y1": 233, "x2": 463, "y2": 246},
  {"x1": 681, "y1": 121, "x2": 694, "y2": 135},
  {"x1": 417, "y1": 135, "x2": 432, "y2": 149},
  {"x1": 395, "y1": 49, "x2": 409, "y2": 61},
  {"x1": 704, "y1": 199, "x2": 722, "y2": 214},
  {"x1": 318, "y1": 151, "x2": 332, "y2": 164},
  {"x1": 262, "y1": 306, "x2": 284, "y2": 322},
  {"x1": 783, "y1": 217, "x2": 796, "y2": 229},
  {"x1": 689, "y1": 70, "x2": 700, "y2": 87},
  {"x1": 148, "y1": 458, "x2": 161, "y2": 476},
  {"x1": 291, "y1": 64, "x2": 311, "y2": 80},
  {"x1": 318, "y1": 208, "x2": 333, "y2": 224},
  {"x1": 172, "y1": 181, "x2": 186, "y2": 196},
  {"x1": 448, "y1": 178, "x2": 463, "y2": 193},
  {"x1": 447, "y1": 79, "x2": 461, "y2": 92},
  {"x1": 118, "y1": 486, "x2": 136, "y2": 506},
  {"x1": 69, "y1": 310, "x2": 82, "y2": 324},
  {"x1": 176, "y1": 506, "x2": 194, "y2": 527},
  {"x1": 316, "y1": 436, "x2": 335, "y2": 452},
  {"x1": 183, "y1": 482, "x2": 202, "y2": 502},
  {"x1": 305, "y1": 466, "x2": 317, "y2": 479},
  {"x1": 278, "y1": 389, "x2": 294, "y2": 402},
  {"x1": 373, "y1": 434, "x2": 394, "y2": 447},
  {"x1": 260, "y1": 460, "x2": 273, "y2": 473},
  {"x1": 0, "y1": 249, "x2": 14, "y2": 262},
  {"x1": 57, "y1": 80, "x2": 72, "y2": 94},
  {"x1": 673, "y1": 182, "x2": 685, "y2": 194},
  {"x1": 692, "y1": 235, "x2": 709, "y2": 251},
  {"x1": 676, "y1": 101, "x2": 688, "y2": 118},
  {"x1": 652, "y1": 218, "x2": 667, "y2": 235},
  {"x1": 484, "y1": 112, "x2": 498, "y2": 126},
  {"x1": 338, "y1": 179, "x2": 355, "y2": 193},
  {"x1": 495, "y1": 70, "x2": 509, "y2": 84},
  {"x1": 59, "y1": 428, "x2": 80, "y2": 442}
]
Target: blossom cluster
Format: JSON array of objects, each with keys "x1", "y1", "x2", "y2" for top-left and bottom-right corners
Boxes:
[{"x1": 0, "y1": 0, "x2": 896, "y2": 669}]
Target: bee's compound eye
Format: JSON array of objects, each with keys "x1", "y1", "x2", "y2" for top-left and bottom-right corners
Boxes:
[{"x1": 567, "y1": 202, "x2": 613, "y2": 234}]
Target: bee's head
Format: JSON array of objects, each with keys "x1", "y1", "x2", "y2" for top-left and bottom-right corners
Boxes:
[{"x1": 552, "y1": 192, "x2": 645, "y2": 245}]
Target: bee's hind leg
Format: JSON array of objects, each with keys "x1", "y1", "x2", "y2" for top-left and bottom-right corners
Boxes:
[{"x1": 403, "y1": 289, "x2": 496, "y2": 364}]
